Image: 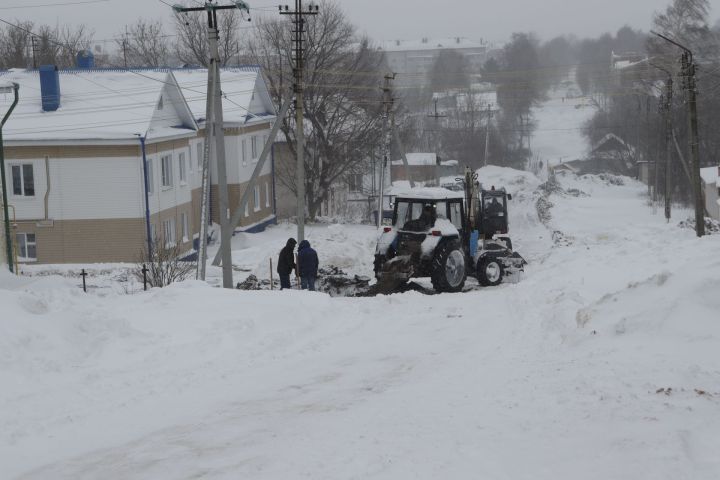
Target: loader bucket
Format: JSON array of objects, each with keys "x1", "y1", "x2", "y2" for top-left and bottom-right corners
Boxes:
[{"x1": 373, "y1": 255, "x2": 414, "y2": 294}]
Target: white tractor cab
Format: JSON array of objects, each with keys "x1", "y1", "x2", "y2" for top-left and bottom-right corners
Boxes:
[{"x1": 374, "y1": 167, "x2": 526, "y2": 293}]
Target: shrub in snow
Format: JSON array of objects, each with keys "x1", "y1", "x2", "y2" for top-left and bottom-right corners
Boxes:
[{"x1": 135, "y1": 236, "x2": 194, "y2": 288}]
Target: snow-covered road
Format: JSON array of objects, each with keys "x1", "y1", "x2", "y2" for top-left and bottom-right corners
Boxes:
[{"x1": 2, "y1": 169, "x2": 719, "y2": 479}]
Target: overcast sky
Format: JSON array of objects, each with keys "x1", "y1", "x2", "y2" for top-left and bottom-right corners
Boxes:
[{"x1": 3, "y1": 0, "x2": 720, "y2": 46}]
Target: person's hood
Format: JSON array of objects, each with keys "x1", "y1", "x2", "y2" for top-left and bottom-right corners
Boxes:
[
  {"x1": 286, "y1": 238, "x2": 297, "y2": 247},
  {"x1": 298, "y1": 239, "x2": 311, "y2": 250}
]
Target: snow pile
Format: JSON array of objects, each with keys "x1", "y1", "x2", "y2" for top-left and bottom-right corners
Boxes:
[{"x1": 3, "y1": 167, "x2": 720, "y2": 479}]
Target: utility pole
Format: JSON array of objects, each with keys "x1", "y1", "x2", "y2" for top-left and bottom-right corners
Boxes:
[
  {"x1": 651, "y1": 31, "x2": 704, "y2": 237},
  {"x1": 427, "y1": 97, "x2": 446, "y2": 171},
  {"x1": 280, "y1": 0, "x2": 318, "y2": 243},
  {"x1": 662, "y1": 76, "x2": 673, "y2": 222},
  {"x1": 377, "y1": 73, "x2": 394, "y2": 228},
  {"x1": 31, "y1": 36, "x2": 38, "y2": 69},
  {"x1": 483, "y1": 104, "x2": 493, "y2": 167},
  {"x1": 173, "y1": 1, "x2": 251, "y2": 287}
]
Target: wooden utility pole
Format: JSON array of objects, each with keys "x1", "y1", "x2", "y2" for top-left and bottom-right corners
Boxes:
[
  {"x1": 280, "y1": 0, "x2": 318, "y2": 243},
  {"x1": 173, "y1": 1, "x2": 252, "y2": 287},
  {"x1": 651, "y1": 31, "x2": 704, "y2": 236},
  {"x1": 377, "y1": 73, "x2": 394, "y2": 228},
  {"x1": 683, "y1": 52, "x2": 705, "y2": 236}
]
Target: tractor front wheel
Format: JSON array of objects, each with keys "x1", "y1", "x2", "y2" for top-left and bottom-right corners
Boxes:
[
  {"x1": 477, "y1": 257, "x2": 504, "y2": 286},
  {"x1": 430, "y1": 241, "x2": 467, "y2": 293}
]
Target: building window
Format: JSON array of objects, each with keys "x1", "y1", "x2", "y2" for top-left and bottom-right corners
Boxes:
[
  {"x1": 161, "y1": 154, "x2": 173, "y2": 188},
  {"x1": 348, "y1": 173, "x2": 363, "y2": 193},
  {"x1": 265, "y1": 182, "x2": 271, "y2": 207},
  {"x1": 244, "y1": 201, "x2": 249, "y2": 217},
  {"x1": 146, "y1": 158, "x2": 154, "y2": 195},
  {"x1": 253, "y1": 185, "x2": 261, "y2": 211},
  {"x1": 241, "y1": 138, "x2": 247, "y2": 166},
  {"x1": 150, "y1": 223, "x2": 157, "y2": 243},
  {"x1": 251, "y1": 136, "x2": 258, "y2": 160},
  {"x1": 163, "y1": 217, "x2": 176, "y2": 246},
  {"x1": 196, "y1": 142, "x2": 203, "y2": 172},
  {"x1": 15, "y1": 233, "x2": 37, "y2": 260},
  {"x1": 181, "y1": 212, "x2": 189, "y2": 242},
  {"x1": 178, "y1": 152, "x2": 187, "y2": 184},
  {"x1": 11, "y1": 164, "x2": 35, "y2": 196}
]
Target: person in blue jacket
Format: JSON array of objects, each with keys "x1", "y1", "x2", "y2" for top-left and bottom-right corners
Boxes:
[{"x1": 297, "y1": 239, "x2": 319, "y2": 291}]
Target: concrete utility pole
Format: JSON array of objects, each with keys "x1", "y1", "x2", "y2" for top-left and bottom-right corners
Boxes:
[
  {"x1": 662, "y1": 76, "x2": 673, "y2": 222},
  {"x1": 377, "y1": 73, "x2": 394, "y2": 228},
  {"x1": 483, "y1": 104, "x2": 493, "y2": 167},
  {"x1": 651, "y1": 31, "x2": 704, "y2": 237},
  {"x1": 280, "y1": 0, "x2": 318, "y2": 243},
  {"x1": 173, "y1": 1, "x2": 251, "y2": 287},
  {"x1": 1, "y1": 82, "x2": 20, "y2": 273}
]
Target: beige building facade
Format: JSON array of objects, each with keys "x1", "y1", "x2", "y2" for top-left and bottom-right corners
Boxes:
[{"x1": 1, "y1": 66, "x2": 277, "y2": 265}]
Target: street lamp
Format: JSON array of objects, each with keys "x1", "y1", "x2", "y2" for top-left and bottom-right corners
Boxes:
[{"x1": 1, "y1": 82, "x2": 20, "y2": 273}]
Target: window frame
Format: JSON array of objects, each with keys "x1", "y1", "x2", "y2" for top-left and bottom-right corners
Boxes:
[
  {"x1": 10, "y1": 163, "x2": 35, "y2": 197},
  {"x1": 251, "y1": 136, "x2": 258, "y2": 161},
  {"x1": 163, "y1": 217, "x2": 176, "y2": 247},
  {"x1": 253, "y1": 185, "x2": 261, "y2": 211},
  {"x1": 181, "y1": 212, "x2": 189, "y2": 242},
  {"x1": 196, "y1": 141, "x2": 204, "y2": 172},
  {"x1": 15, "y1": 232, "x2": 37, "y2": 261},
  {"x1": 178, "y1": 151, "x2": 187, "y2": 185},
  {"x1": 241, "y1": 138, "x2": 247, "y2": 166},
  {"x1": 146, "y1": 157, "x2": 155, "y2": 195},
  {"x1": 265, "y1": 182, "x2": 271, "y2": 207},
  {"x1": 348, "y1": 173, "x2": 363, "y2": 193},
  {"x1": 161, "y1": 154, "x2": 173, "y2": 189}
]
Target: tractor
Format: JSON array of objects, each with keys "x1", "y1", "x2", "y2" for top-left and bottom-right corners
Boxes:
[{"x1": 373, "y1": 167, "x2": 526, "y2": 293}]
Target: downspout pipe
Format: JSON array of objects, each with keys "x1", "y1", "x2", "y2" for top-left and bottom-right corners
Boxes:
[
  {"x1": 271, "y1": 142, "x2": 277, "y2": 222},
  {"x1": 138, "y1": 135, "x2": 153, "y2": 260},
  {"x1": 1, "y1": 82, "x2": 20, "y2": 273}
]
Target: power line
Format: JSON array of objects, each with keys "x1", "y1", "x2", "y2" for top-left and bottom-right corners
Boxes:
[{"x1": 0, "y1": 0, "x2": 110, "y2": 10}]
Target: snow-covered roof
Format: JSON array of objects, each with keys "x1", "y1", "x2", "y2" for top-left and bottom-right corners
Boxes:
[
  {"x1": 391, "y1": 153, "x2": 437, "y2": 166},
  {"x1": 0, "y1": 66, "x2": 275, "y2": 143},
  {"x1": 391, "y1": 187, "x2": 464, "y2": 200},
  {"x1": 441, "y1": 160, "x2": 458, "y2": 166},
  {"x1": 0, "y1": 68, "x2": 190, "y2": 142},
  {"x1": 380, "y1": 37, "x2": 487, "y2": 53},
  {"x1": 700, "y1": 166, "x2": 719, "y2": 185},
  {"x1": 173, "y1": 67, "x2": 276, "y2": 126}
]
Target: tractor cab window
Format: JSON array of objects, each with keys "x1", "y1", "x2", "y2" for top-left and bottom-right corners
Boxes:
[
  {"x1": 449, "y1": 202, "x2": 463, "y2": 229},
  {"x1": 395, "y1": 201, "x2": 409, "y2": 227},
  {"x1": 483, "y1": 195, "x2": 505, "y2": 217},
  {"x1": 396, "y1": 201, "x2": 437, "y2": 231},
  {"x1": 434, "y1": 201, "x2": 447, "y2": 220}
]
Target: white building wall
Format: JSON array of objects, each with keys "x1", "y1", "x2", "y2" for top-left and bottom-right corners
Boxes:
[
  {"x1": 6, "y1": 156, "x2": 145, "y2": 221},
  {"x1": 5, "y1": 157, "x2": 47, "y2": 220},
  {"x1": 146, "y1": 145, "x2": 193, "y2": 215}
]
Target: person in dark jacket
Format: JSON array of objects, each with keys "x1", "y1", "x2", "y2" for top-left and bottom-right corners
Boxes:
[
  {"x1": 277, "y1": 237, "x2": 297, "y2": 290},
  {"x1": 297, "y1": 239, "x2": 319, "y2": 291}
]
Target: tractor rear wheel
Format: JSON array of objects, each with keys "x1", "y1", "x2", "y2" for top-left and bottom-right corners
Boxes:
[
  {"x1": 430, "y1": 241, "x2": 467, "y2": 293},
  {"x1": 477, "y1": 257, "x2": 504, "y2": 286}
]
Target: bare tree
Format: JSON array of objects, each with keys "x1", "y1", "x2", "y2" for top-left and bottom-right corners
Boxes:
[
  {"x1": 247, "y1": 1, "x2": 385, "y2": 219},
  {"x1": 0, "y1": 20, "x2": 34, "y2": 68},
  {"x1": 117, "y1": 19, "x2": 170, "y2": 67},
  {"x1": 174, "y1": 9, "x2": 244, "y2": 66},
  {"x1": 135, "y1": 236, "x2": 195, "y2": 288}
]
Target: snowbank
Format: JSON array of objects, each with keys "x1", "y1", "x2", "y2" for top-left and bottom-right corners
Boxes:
[{"x1": 3, "y1": 168, "x2": 720, "y2": 479}]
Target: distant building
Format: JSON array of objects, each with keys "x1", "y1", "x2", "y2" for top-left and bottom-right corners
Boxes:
[
  {"x1": 391, "y1": 153, "x2": 459, "y2": 185},
  {"x1": 379, "y1": 37, "x2": 495, "y2": 86}
]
